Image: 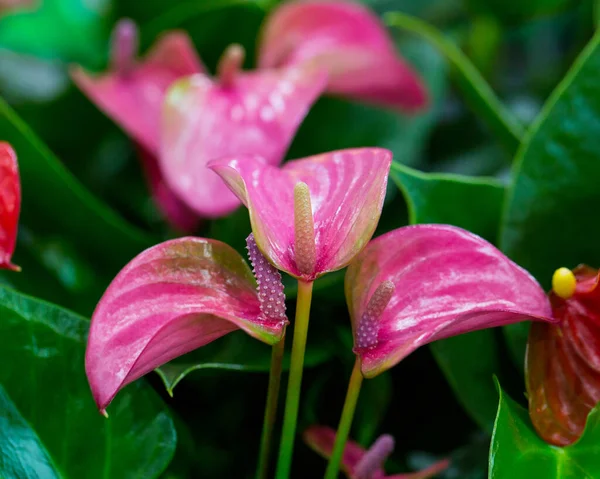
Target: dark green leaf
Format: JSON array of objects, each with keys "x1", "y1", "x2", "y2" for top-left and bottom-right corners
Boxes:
[
  {"x1": 500, "y1": 31, "x2": 600, "y2": 288},
  {"x1": 490, "y1": 381, "x2": 600, "y2": 478},
  {"x1": 390, "y1": 163, "x2": 505, "y2": 242},
  {"x1": 156, "y1": 330, "x2": 334, "y2": 395},
  {"x1": 0, "y1": 286, "x2": 176, "y2": 478},
  {"x1": 431, "y1": 332, "x2": 499, "y2": 433},
  {"x1": 391, "y1": 163, "x2": 505, "y2": 433},
  {"x1": 385, "y1": 12, "x2": 524, "y2": 154},
  {"x1": 0, "y1": 0, "x2": 110, "y2": 68},
  {"x1": 466, "y1": 0, "x2": 575, "y2": 23},
  {"x1": 0, "y1": 385, "x2": 59, "y2": 479}
]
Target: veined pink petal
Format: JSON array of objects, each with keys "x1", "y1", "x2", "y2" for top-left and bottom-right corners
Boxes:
[
  {"x1": 71, "y1": 20, "x2": 204, "y2": 154},
  {"x1": 210, "y1": 148, "x2": 392, "y2": 280},
  {"x1": 345, "y1": 225, "x2": 554, "y2": 378},
  {"x1": 258, "y1": 0, "x2": 427, "y2": 111},
  {"x1": 0, "y1": 142, "x2": 20, "y2": 272},
  {"x1": 160, "y1": 65, "x2": 327, "y2": 218},
  {"x1": 304, "y1": 426, "x2": 386, "y2": 479},
  {"x1": 86, "y1": 237, "x2": 287, "y2": 412}
]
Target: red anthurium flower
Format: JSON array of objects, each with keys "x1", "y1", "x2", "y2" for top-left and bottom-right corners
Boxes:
[
  {"x1": 0, "y1": 142, "x2": 20, "y2": 272},
  {"x1": 210, "y1": 147, "x2": 392, "y2": 281},
  {"x1": 86, "y1": 235, "x2": 287, "y2": 414},
  {"x1": 258, "y1": 0, "x2": 428, "y2": 112},
  {"x1": 527, "y1": 265, "x2": 600, "y2": 446},
  {"x1": 304, "y1": 426, "x2": 450, "y2": 479},
  {"x1": 71, "y1": 19, "x2": 202, "y2": 231},
  {"x1": 345, "y1": 225, "x2": 554, "y2": 378},
  {"x1": 160, "y1": 46, "x2": 327, "y2": 218}
]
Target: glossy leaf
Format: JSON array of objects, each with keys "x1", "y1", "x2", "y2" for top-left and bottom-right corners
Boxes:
[
  {"x1": 0, "y1": 286, "x2": 176, "y2": 478},
  {"x1": 500, "y1": 31, "x2": 600, "y2": 286},
  {"x1": 210, "y1": 147, "x2": 392, "y2": 280},
  {"x1": 346, "y1": 224, "x2": 553, "y2": 378},
  {"x1": 390, "y1": 163, "x2": 504, "y2": 243},
  {"x1": 155, "y1": 329, "x2": 333, "y2": 395},
  {"x1": 87, "y1": 237, "x2": 287, "y2": 412},
  {"x1": 0, "y1": 0, "x2": 109, "y2": 68},
  {"x1": 161, "y1": 64, "x2": 327, "y2": 218},
  {"x1": 0, "y1": 96, "x2": 151, "y2": 271},
  {"x1": 490, "y1": 383, "x2": 600, "y2": 478},
  {"x1": 0, "y1": 142, "x2": 20, "y2": 271},
  {"x1": 526, "y1": 266, "x2": 600, "y2": 446},
  {"x1": 385, "y1": 12, "x2": 524, "y2": 154},
  {"x1": 258, "y1": 0, "x2": 428, "y2": 111},
  {"x1": 0, "y1": 385, "x2": 59, "y2": 479}
]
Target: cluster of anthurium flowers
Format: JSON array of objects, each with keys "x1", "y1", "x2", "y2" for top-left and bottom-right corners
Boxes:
[
  {"x1": 2, "y1": 1, "x2": 600, "y2": 478},
  {"x1": 70, "y1": 0, "x2": 427, "y2": 230}
]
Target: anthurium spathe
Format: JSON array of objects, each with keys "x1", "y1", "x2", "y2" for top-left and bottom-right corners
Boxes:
[
  {"x1": 209, "y1": 147, "x2": 392, "y2": 281},
  {"x1": 71, "y1": 19, "x2": 202, "y2": 231},
  {"x1": 346, "y1": 224, "x2": 554, "y2": 378},
  {"x1": 258, "y1": 0, "x2": 428, "y2": 111},
  {"x1": 526, "y1": 265, "x2": 600, "y2": 446},
  {"x1": 324, "y1": 224, "x2": 554, "y2": 478},
  {"x1": 160, "y1": 47, "x2": 327, "y2": 218},
  {"x1": 304, "y1": 426, "x2": 450, "y2": 479},
  {"x1": 86, "y1": 236, "x2": 287, "y2": 414},
  {"x1": 0, "y1": 142, "x2": 20, "y2": 272}
]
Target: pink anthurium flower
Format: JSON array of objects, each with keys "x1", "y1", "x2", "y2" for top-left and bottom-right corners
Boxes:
[
  {"x1": 71, "y1": 19, "x2": 203, "y2": 231},
  {"x1": 159, "y1": 46, "x2": 327, "y2": 218},
  {"x1": 0, "y1": 142, "x2": 20, "y2": 272},
  {"x1": 345, "y1": 224, "x2": 555, "y2": 378},
  {"x1": 209, "y1": 147, "x2": 392, "y2": 281},
  {"x1": 258, "y1": 0, "x2": 428, "y2": 111},
  {"x1": 86, "y1": 235, "x2": 287, "y2": 414},
  {"x1": 304, "y1": 426, "x2": 450, "y2": 479}
]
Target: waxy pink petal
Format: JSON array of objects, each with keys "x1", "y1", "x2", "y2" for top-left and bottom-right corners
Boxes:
[
  {"x1": 71, "y1": 20, "x2": 203, "y2": 231},
  {"x1": 304, "y1": 426, "x2": 450, "y2": 479},
  {"x1": 258, "y1": 0, "x2": 428, "y2": 111},
  {"x1": 0, "y1": 142, "x2": 20, "y2": 272},
  {"x1": 160, "y1": 66, "x2": 327, "y2": 218},
  {"x1": 346, "y1": 225, "x2": 554, "y2": 378},
  {"x1": 210, "y1": 148, "x2": 392, "y2": 280},
  {"x1": 86, "y1": 237, "x2": 287, "y2": 412}
]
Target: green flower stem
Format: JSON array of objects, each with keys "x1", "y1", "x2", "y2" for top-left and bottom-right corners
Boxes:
[
  {"x1": 257, "y1": 335, "x2": 286, "y2": 479},
  {"x1": 275, "y1": 279, "x2": 314, "y2": 479},
  {"x1": 324, "y1": 359, "x2": 364, "y2": 479}
]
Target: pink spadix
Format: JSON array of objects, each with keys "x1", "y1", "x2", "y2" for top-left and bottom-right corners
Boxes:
[
  {"x1": 246, "y1": 233, "x2": 286, "y2": 322},
  {"x1": 355, "y1": 281, "x2": 395, "y2": 351},
  {"x1": 354, "y1": 434, "x2": 395, "y2": 479}
]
